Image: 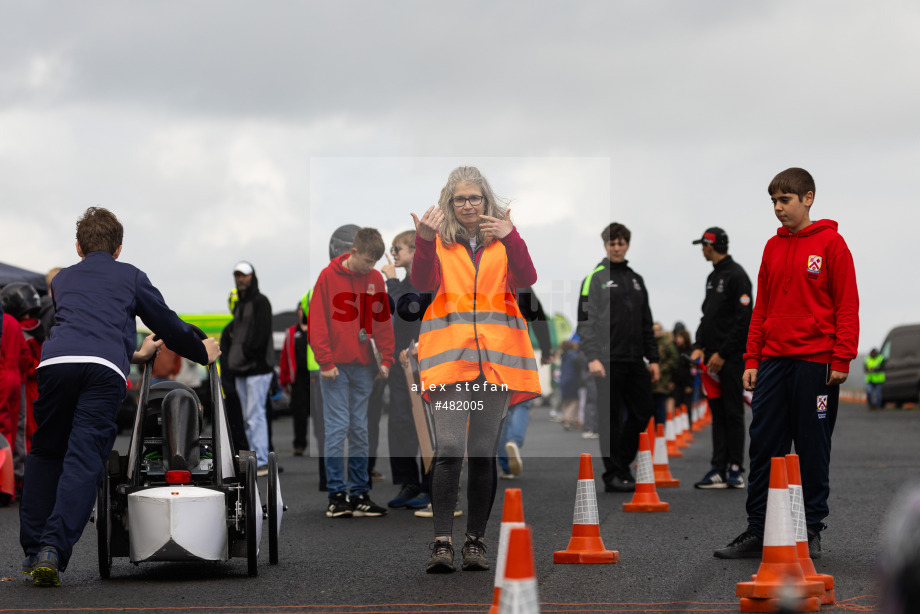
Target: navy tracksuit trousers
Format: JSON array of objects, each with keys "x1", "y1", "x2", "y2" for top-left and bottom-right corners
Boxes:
[
  {"x1": 19, "y1": 363, "x2": 126, "y2": 570},
  {"x1": 745, "y1": 358, "x2": 838, "y2": 537}
]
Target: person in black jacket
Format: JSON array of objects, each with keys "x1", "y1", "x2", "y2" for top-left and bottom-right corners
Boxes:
[
  {"x1": 690, "y1": 227, "x2": 752, "y2": 489},
  {"x1": 577, "y1": 222, "x2": 659, "y2": 493},
  {"x1": 228, "y1": 261, "x2": 274, "y2": 475}
]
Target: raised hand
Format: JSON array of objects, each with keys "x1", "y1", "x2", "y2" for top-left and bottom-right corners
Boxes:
[
  {"x1": 411, "y1": 205, "x2": 445, "y2": 241},
  {"x1": 478, "y1": 208, "x2": 513, "y2": 240},
  {"x1": 381, "y1": 253, "x2": 396, "y2": 280}
]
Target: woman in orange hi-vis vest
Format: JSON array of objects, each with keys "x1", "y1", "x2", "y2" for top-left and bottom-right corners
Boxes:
[{"x1": 410, "y1": 166, "x2": 541, "y2": 574}]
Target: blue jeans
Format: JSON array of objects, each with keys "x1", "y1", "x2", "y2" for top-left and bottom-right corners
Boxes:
[
  {"x1": 235, "y1": 373, "x2": 272, "y2": 466},
  {"x1": 497, "y1": 400, "x2": 531, "y2": 474},
  {"x1": 320, "y1": 364, "x2": 374, "y2": 496},
  {"x1": 866, "y1": 382, "x2": 882, "y2": 408}
]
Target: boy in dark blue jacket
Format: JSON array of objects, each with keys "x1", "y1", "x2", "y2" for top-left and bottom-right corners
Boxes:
[{"x1": 19, "y1": 207, "x2": 221, "y2": 587}]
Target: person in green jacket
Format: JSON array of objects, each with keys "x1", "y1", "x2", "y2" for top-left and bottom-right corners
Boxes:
[{"x1": 864, "y1": 348, "x2": 885, "y2": 410}]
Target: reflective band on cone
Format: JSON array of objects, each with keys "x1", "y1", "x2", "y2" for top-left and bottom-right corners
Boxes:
[
  {"x1": 680, "y1": 405, "x2": 695, "y2": 443},
  {"x1": 785, "y1": 454, "x2": 835, "y2": 605},
  {"x1": 498, "y1": 527, "x2": 540, "y2": 614},
  {"x1": 736, "y1": 457, "x2": 825, "y2": 611},
  {"x1": 553, "y1": 454, "x2": 619, "y2": 563},
  {"x1": 653, "y1": 423, "x2": 680, "y2": 488},
  {"x1": 623, "y1": 433, "x2": 669, "y2": 512},
  {"x1": 665, "y1": 410, "x2": 683, "y2": 458},
  {"x1": 490, "y1": 488, "x2": 526, "y2": 614}
]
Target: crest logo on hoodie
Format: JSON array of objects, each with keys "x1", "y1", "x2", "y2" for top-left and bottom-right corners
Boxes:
[{"x1": 807, "y1": 255, "x2": 822, "y2": 276}]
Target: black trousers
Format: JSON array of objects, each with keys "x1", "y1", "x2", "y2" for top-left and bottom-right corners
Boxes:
[
  {"x1": 600, "y1": 361, "x2": 653, "y2": 485},
  {"x1": 706, "y1": 356, "x2": 746, "y2": 471},
  {"x1": 745, "y1": 358, "x2": 838, "y2": 537}
]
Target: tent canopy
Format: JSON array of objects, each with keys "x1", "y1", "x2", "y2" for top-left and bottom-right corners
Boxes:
[{"x1": 0, "y1": 262, "x2": 48, "y2": 294}]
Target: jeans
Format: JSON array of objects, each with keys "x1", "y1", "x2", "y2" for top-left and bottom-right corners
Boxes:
[
  {"x1": 320, "y1": 363, "x2": 375, "y2": 496},
  {"x1": 497, "y1": 400, "x2": 531, "y2": 474},
  {"x1": 866, "y1": 382, "x2": 883, "y2": 408},
  {"x1": 235, "y1": 373, "x2": 273, "y2": 466}
]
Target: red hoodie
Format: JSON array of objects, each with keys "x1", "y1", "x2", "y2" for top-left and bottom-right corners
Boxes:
[
  {"x1": 744, "y1": 219, "x2": 859, "y2": 373},
  {"x1": 309, "y1": 254, "x2": 395, "y2": 372}
]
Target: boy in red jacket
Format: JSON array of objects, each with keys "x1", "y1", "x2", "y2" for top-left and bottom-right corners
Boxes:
[
  {"x1": 715, "y1": 167, "x2": 859, "y2": 560},
  {"x1": 309, "y1": 227, "x2": 395, "y2": 519}
]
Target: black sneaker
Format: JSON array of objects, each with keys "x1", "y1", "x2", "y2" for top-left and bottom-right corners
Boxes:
[
  {"x1": 713, "y1": 531, "x2": 764, "y2": 559},
  {"x1": 426, "y1": 539, "x2": 456, "y2": 573},
  {"x1": 350, "y1": 493, "x2": 387, "y2": 517},
  {"x1": 461, "y1": 535, "x2": 489, "y2": 571},
  {"x1": 326, "y1": 492, "x2": 353, "y2": 518},
  {"x1": 695, "y1": 468, "x2": 728, "y2": 489},
  {"x1": 605, "y1": 475, "x2": 636, "y2": 493},
  {"x1": 807, "y1": 527, "x2": 822, "y2": 559},
  {"x1": 388, "y1": 484, "x2": 421, "y2": 508},
  {"x1": 32, "y1": 546, "x2": 61, "y2": 587}
]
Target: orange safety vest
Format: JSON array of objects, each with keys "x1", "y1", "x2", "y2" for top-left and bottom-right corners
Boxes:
[{"x1": 418, "y1": 237, "x2": 541, "y2": 405}]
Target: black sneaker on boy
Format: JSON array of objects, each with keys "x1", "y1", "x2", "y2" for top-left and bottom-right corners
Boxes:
[
  {"x1": 713, "y1": 531, "x2": 764, "y2": 559},
  {"x1": 350, "y1": 493, "x2": 387, "y2": 517},
  {"x1": 326, "y1": 492, "x2": 353, "y2": 518}
]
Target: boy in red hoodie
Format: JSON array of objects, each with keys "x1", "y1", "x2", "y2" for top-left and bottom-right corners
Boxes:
[
  {"x1": 715, "y1": 167, "x2": 859, "y2": 560},
  {"x1": 309, "y1": 227, "x2": 395, "y2": 519}
]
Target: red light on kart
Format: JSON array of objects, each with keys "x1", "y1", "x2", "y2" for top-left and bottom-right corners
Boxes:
[{"x1": 165, "y1": 470, "x2": 191, "y2": 484}]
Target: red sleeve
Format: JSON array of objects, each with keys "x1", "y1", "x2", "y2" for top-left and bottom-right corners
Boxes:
[
  {"x1": 828, "y1": 235, "x2": 859, "y2": 373},
  {"x1": 410, "y1": 235, "x2": 441, "y2": 291},
  {"x1": 308, "y1": 271, "x2": 335, "y2": 372},
  {"x1": 744, "y1": 254, "x2": 769, "y2": 370},
  {"x1": 500, "y1": 227, "x2": 537, "y2": 288}
]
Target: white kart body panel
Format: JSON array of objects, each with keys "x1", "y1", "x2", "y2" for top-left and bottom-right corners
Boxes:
[{"x1": 128, "y1": 486, "x2": 228, "y2": 562}]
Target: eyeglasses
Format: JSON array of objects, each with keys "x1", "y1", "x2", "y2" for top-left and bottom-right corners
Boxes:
[{"x1": 451, "y1": 195, "x2": 484, "y2": 208}]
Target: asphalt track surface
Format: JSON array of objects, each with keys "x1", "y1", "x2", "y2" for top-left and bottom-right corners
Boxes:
[{"x1": 2, "y1": 399, "x2": 917, "y2": 613}]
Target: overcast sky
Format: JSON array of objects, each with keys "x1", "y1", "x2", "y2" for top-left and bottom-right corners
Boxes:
[{"x1": 2, "y1": 1, "x2": 917, "y2": 353}]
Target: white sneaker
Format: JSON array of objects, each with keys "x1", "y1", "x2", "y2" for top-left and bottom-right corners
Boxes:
[
  {"x1": 581, "y1": 431, "x2": 599, "y2": 440},
  {"x1": 414, "y1": 503, "x2": 462, "y2": 517},
  {"x1": 505, "y1": 442, "x2": 523, "y2": 476},
  {"x1": 499, "y1": 471, "x2": 516, "y2": 480}
]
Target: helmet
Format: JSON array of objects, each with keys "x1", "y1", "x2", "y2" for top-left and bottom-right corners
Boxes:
[
  {"x1": 329, "y1": 224, "x2": 359, "y2": 261},
  {"x1": 1, "y1": 282, "x2": 41, "y2": 320}
]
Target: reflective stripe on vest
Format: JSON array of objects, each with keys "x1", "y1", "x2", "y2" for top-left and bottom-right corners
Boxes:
[
  {"x1": 418, "y1": 237, "x2": 541, "y2": 403},
  {"x1": 865, "y1": 354, "x2": 885, "y2": 384}
]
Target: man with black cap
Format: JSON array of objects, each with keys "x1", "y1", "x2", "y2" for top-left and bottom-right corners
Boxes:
[{"x1": 690, "y1": 227, "x2": 752, "y2": 489}]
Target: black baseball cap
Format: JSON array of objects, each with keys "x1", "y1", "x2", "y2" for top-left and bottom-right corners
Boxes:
[{"x1": 692, "y1": 227, "x2": 729, "y2": 248}]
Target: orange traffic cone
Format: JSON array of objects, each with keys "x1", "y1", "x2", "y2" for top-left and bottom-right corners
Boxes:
[
  {"x1": 674, "y1": 407, "x2": 689, "y2": 449},
  {"x1": 785, "y1": 454, "x2": 835, "y2": 605},
  {"x1": 553, "y1": 454, "x2": 619, "y2": 563},
  {"x1": 665, "y1": 410, "x2": 683, "y2": 458},
  {"x1": 680, "y1": 405, "x2": 695, "y2": 443},
  {"x1": 623, "y1": 433, "x2": 668, "y2": 512},
  {"x1": 736, "y1": 458, "x2": 825, "y2": 612},
  {"x1": 490, "y1": 488, "x2": 526, "y2": 614},
  {"x1": 653, "y1": 423, "x2": 679, "y2": 488},
  {"x1": 691, "y1": 402, "x2": 704, "y2": 432},
  {"x1": 498, "y1": 526, "x2": 540, "y2": 614},
  {"x1": 645, "y1": 417, "x2": 656, "y2": 463}
]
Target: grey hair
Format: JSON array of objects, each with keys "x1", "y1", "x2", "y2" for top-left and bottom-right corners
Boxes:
[{"x1": 436, "y1": 166, "x2": 509, "y2": 247}]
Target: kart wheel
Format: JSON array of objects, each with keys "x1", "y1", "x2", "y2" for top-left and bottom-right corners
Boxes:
[
  {"x1": 268, "y1": 452, "x2": 281, "y2": 564},
  {"x1": 245, "y1": 455, "x2": 258, "y2": 577},
  {"x1": 96, "y1": 471, "x2": 111, "y2": 579}
]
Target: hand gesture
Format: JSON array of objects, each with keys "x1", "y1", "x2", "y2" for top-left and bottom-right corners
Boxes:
[
  {"x1": 381, "y1": 253, "x2": 396, "y2": 280},
  {"x1": 411, "y1": 205, "x2": 444, "y2": 241},
  {"x1": 478, "y1": 208, "x2": 513, "y2": 240}
]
